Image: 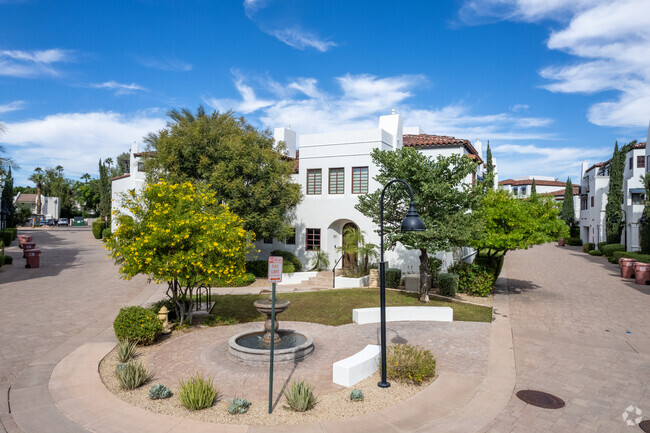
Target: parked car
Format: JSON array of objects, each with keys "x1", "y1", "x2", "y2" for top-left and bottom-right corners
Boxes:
[
  {"x1": 57, "y1": 218, "x2": 69, "y2": 226},
  {"x1": 46, "y1": 219, "x2": 56, "y2": 226},
  {"x1": 38, "y1": 219, "x2": 48, "y2": 226}
]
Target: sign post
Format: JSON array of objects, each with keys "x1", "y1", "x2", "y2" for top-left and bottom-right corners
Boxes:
[{"x1": 267, "y1": 256, "x2": 283, "y2": 414}]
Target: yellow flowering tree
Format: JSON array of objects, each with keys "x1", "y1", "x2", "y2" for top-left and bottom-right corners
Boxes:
[{"x1": 105, "y1": 181, "x2": 254, "y2": 324}]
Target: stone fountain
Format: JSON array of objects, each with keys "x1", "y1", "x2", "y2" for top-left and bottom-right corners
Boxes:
[{"x1": 228, "y1": 295, "x2": 314, "y2": 364}]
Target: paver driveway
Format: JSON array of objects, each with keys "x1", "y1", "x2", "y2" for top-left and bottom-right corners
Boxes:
[
  {"x1": 484, "y1": 243, "x2": 650, "y2": 433},
  {"x1": 0, "y1": 227, "x2": 152, "y2": 432}
]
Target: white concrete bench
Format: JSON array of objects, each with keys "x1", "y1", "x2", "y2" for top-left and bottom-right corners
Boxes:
[
  {"x1": 352, "y1": 306, "x2": 453, "y2": 324},
  {"x1": 332, "y1": 344, "x2": 380, "y2": 387}
]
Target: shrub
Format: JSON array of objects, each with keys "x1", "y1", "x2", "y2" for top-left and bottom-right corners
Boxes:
[
  {"x1": 101, "y1": 227, "x2": 112, "y2": 240},
  {"x1": 597, "y1": 241, "x2": 607, "y2": 251},
  {"x1": 612, "y1": 251, "x2": 650, "y2": 265},
  {"x1": 228, "y1": 397, "x2": 252, "y2": 414},
  {"x1": 178, "y1": 374, "x2": 218, "y2": 411},
  {"x1": 283, "y1": 379, "x2": 317, "y2": 412},
  {"x1": 0, "y1": 230, "x2": 11, "y2": 247},
  {"x1": 448, "y1": 262, "x2": 495, "y2": 297},
  {"x1": 0, "y1": 255, "x2": 3, "y2": 269},
  {"x1": 349, "y1": 389, "x2": 364, "y2": 402},
  {"x1": 438, "y1": 273, "x2": 458, "y2": 297},
  {"x1": 246, "y1": 260, "x2": 267, "y2": 277},
  {"x1": 602, "y1": 243, "x2": 625, "y2": 257},
  {"x1": 216, "y1": 272, "x2": 256, "y2": 287},
  {"x1": 385, "y1": 344, "x2": 436, "y2": 385},
  {"x1": 428, "y1": 257, "x2": 443, "y2": 288},
  {"x1": 606, "y1": 234, "x2": 620, "y2": 245},
  {"x1": 117, "y1": 339, "x2": 138, "y2": 363},
  {"x1": 583, "y1": 243, "x2": 595, "y2": 253},
  {"x1": 271, "y1": 249, "x2": 303, "y2": 272},
  {"x1": 116, "y1": 362, "x2": 152, "y2": 390},
  {"x1": 589, "y1": 249, "x2": 604, "y2": 256},
  {"x1": 565, "y1": 237, "x2": 583, "y2": 246},
  {"x1": 283, "y1": 262, "x2": 295, "y2": 274},
  {"x1": 3, "y1": 255, "x2": 11, "y2": 265},
  {"x1": 92, "y1": 220, "x2": 106, "y2": 239},
  {"x1": 113, "y1": 306, "x2": 163, "y2": 345},
  {"x1": 149, "y1": 384, "x2": 173, "y2": 400},
  {"x1": 385, "y1": 268, "x2": 402, "y2": 289}
]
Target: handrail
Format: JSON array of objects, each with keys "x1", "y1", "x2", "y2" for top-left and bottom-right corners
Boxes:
[{"x1": 332, "y1": 254, "x2": 344, "y2": 288}]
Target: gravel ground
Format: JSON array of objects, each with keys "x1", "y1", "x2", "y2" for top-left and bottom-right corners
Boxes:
[{"x1": 99, "y1": 331, "x2": 435, "y2": 426}]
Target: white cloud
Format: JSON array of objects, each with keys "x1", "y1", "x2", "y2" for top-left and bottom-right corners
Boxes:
[
  {"x1": 204, "y1": 72, "x2": 555, "y2": 143},
  {"x1": 460, "y1": 0, "x2": 650, "y2": 128},
  {"x1": 510, "y1": 104, "x2": 529, "y2": 112},
  {"x1": 492, "y1": 142, "x2": 612, "y2": 181},
  {"x1": 134, "y1": 56, "x2": 192, "y2": 72},
  {"x1": 0, "y1": 100, "x2": 26, "y2": 114},
  {"x1": 243, "y1": 0, "x2": 337, "y2": 52},
  {"x1": 90, "y1": 81, "x2": 147, "y2": 95},
  {"x1": 0, "y1": 48, "x2": 73, "y2": 77},
  {"x1": 1, "y1": 111, "x2": 166, "y2": 184},
  {"x1": 268, "y1": 28, "x2": 337, "y2": 52}
]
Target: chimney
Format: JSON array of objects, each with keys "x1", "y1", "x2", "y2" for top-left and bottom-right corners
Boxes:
[{"x1": 274, "y1": 126, "x2": 297, "y2": 158}]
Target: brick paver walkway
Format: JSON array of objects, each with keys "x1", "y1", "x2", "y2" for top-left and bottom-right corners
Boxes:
[
  {"x1": 0, "y1": 227, "x2": 152, "y2": 433},
  {"x1": 484, "y1": 244, "x2": 650, "y2": 433},
  {"x1": 149, "y1": 320, "x2": 490, "y2": 401}
]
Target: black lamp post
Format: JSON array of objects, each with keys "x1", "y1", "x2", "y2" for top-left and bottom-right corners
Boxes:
[
  {"x1": 0, "y1": 207, "x2": 8, "y2": 231},
  {"x1": 611, "y1": 209, "x2": 627, "y2": 250},
  {"x1": 378, "y1": 179, "x2": 425, "y2": 388}
]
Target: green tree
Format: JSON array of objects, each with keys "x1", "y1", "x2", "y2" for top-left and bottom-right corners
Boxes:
[
  {"x1": 28, "y1": 167, "x2": 45, "y2": 216},
  {"x1": 1, "y1": 168, "x2": 16, "y2": 227},
  {"x1": 0, "y1": 123, "x2": 19, "y2": 176},
  {"x1": 356, "y1": 147, "x2": 483, "y2": 302},
  {"x1": 471, "y1": 189, "x2": 569, "y2": 267},
  {"x1": 530, "y1": 179, "x2": 538, "y2": 201},
  {"x1": 335, "y1": 227, "x2": 378, "y2": 276},
  {"x1": 73, "y1": 179, "x2": 100, "y2": 215},
  {"x1": 560, "y1": 178, "x2": 575, "y2": 224},
  {"x1": 81, "y1": 173, "x2": 91, "y2": 184},
  {"x1": 484, "y1": 143, "x2": 494, "y2": 190},
  {"x1": 105, "y1": 181, "x2": 254, "y2": 325},
  {"x1": 605, "y1": 141, "x2": 635, "y2": 243},
  {"x1": 144, "y1": 107, "x2": 301, "y2": 240},
  {"x1": 97, "y1": 159, "x2": 111, "y2": 220},
  {"x1": 114, "y1": 152, "x2": 130, "y2": 177}
]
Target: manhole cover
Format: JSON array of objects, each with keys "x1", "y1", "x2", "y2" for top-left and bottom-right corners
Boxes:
[
  {"x1": 516, "y1": 390, "x2": 565, "y2": 409},
  {"x1": 640, "y1": 420, "x2": 650, "y2": 432}
]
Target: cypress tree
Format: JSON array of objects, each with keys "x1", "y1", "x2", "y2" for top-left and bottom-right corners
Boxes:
[
  {"x1": 605, "y1": 142, "x2": 625, "y2": 243},
  {"x1": 485, "y1": 143, "x2": 494, "y2": 190},
  {"x1": 530, "y1": 179, "x2": 538, "y2": 201},
  {"x1": 1, "y1": 168, "x2": 16, "y2": 227},
  {"x1": 560, "y1": 178, "x2": 574, "y2": 224}
]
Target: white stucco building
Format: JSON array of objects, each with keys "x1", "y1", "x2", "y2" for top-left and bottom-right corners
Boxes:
[
  {"x1": 257, "y1": 112, "x2": 483, "y2": 272},
  {"x1": 579, "y1": 136, "x2": 648, "y2": 250},
  {"x1": 110, "y1": 142, "x2": 148, "y2": 231},
  {"x1": 13, "y1": 193, "x2": 60, "y2": 220}
]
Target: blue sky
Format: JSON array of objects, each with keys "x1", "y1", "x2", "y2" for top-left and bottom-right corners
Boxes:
[{"x1": 1, "y1": 0, "x2": 649, "y2": 186}]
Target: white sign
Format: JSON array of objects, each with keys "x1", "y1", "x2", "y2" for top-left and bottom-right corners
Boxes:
[{"x1": 268, "y1": 256, "x2": 283, "y2": 283}]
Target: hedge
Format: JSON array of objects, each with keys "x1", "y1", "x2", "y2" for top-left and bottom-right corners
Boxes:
[
  {"x1": 385, "y1": 268, "x2": 402, "y2": 289},
  {"x1": 101, "y1": 227, "x2": 112, "y2": 240},
  {"x1": 245, "y1": 259, "x2": 296, "y2": 278},
  {"x1": 601, "y1": 243, "x2": 625, "y2": 257},
  {"x1": 597, "y1": 241, "x2": 607, "y2": 251},
  {"x1": 0, "y1": 230, "x2": 12, "y2": 247},
  {"x1": 583, "y1": 243, "x2": 595, "y2": 253},
  {"x1": 611, "y1": 251, "x2": 650, "y2": 265},
  {"x1": 588, "y1": 249, "x2": 603, "y2": 256},
  {"x1": 92, "y1": 220, "x2": 106, "y2": 239},
  {"x1": 438, "y1": 273, "x2": 458, "y2": 297},
  {"x1": 270, "y1": 250, "x2": 303, "y2": 272},
  {"x1": 3, "y1": 255, "x2": 12, "y2": 265},
  {"x1": 566, "y1": 237, "x2": 583, "y2": 246},
  {"x1": 113, "y1": 306, "x2": 162, "y2": 345}
]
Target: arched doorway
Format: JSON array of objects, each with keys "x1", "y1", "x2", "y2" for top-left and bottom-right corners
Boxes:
[{"x1": 342, "y1": 222, "x2": 359, "y2": 272}]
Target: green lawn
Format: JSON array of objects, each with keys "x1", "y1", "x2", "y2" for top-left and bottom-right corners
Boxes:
[{"x1": 209, "y1": 288, "x2": 492, "y2": 326}]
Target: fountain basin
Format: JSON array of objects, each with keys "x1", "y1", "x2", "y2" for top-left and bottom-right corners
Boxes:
[{"x1": 228, "y1": 330, "x2": 314, "y2": 364}]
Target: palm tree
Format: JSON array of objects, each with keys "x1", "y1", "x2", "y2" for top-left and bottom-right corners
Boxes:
[
  {"x1": 29, "y1": 167, "x2": 46, "y2": 216},
  {"x1": 336, "y1": 227, "x2": 378, "y2": 275},
  {"x1": 0, "y1": 122, "x2": 19, "y2": 176},
  {"x1": 81, "y1": 173, "x2": 91, "y2": 184},
  {"x1": 55, "y1": 165, "x2": 64, "y2": 177},
  {"x1": 104, "y1": 157, "x2": 113, "y2": 168}
]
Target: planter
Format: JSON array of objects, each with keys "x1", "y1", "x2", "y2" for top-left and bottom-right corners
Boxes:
[
  {"x1": 558, "y1": 238, "x2": 565, "y2": 247},
  {"x1": 620, "y1": 258, "x2": 637, "y2": 278},
  {"x1": 634, "y1": 262, "x2": 650, "y2": 285},
  {"x1": 368, "y1": 269, "x2": 379, "y2": 288},
  {"x1": 404, "y1": 274, "x2": 420, "y2": 292}
]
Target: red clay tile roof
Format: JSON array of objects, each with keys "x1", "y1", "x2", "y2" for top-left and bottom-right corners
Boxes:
[
  {"x1": 133, "y1": 151, "x2": 156, "y2": 158},
  {"x1": 15, "y1": 193, "x2": 38, "y2": 202},
  {"x1": 629, "y1": 141, "x2": 647, "y2": 149},
  {"x1": 403, "y1": 134, "x2": 484, "y2": 164},
  {"x1": 281, "y1": 150, "x2": 299, "y2": 173},
  {"x1": 111, "y1": 173, "x2": 130, "y2": 182},
  {"x1": 585, "y1": 160, "x2": 610, "y2": 173},
  {"x1": 543, "y1": 187, "x2": 580, "y2": 197},
  {"x1": 499, "y1": 179, "x2": 567, "y2": 187}
]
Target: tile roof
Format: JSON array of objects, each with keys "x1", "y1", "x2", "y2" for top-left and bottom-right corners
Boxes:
[
  {"x1": 403, "y1": 134, "x2": 484, "y2": 164},
  {"x1": 133, "y1": 151, "x2": 156, "y2": 158},
  {"x1": 629, "y1": 141, "x2": 647, "y2": 149},
  {"x1": 111, "y1": 173, "x2": 130, "y2": 182},
  {"x1": 15, "y1": 193, "x2": 38, "y2": 202},
  {"x1": 499, "y1": 179, "x2": 567, "y2": 187},
  {"x1": 543, "y1": 187, "x2": 580, "y2": 197}
]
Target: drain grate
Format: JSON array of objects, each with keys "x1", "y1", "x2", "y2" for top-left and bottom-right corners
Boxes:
[
  {"x1": 640, "y1": 420, "x2": 650, "y2": 432},
  {"x1": 516, "y1": 390, "x2": 565, "y2": 409}
]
